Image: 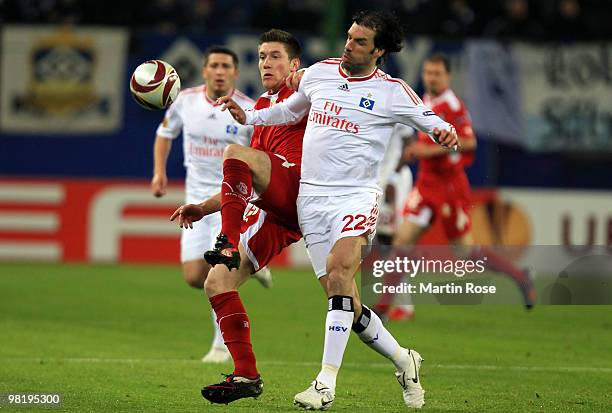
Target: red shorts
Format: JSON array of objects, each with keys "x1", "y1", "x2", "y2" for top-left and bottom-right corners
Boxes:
[
  {"x1": 403, "y1": 172, "x2": 472, "y2": 239},
  {"x1": 240, "y1": 204, "x2": 301, "y2": 271},
  {"x1": 251, "y1": 152, "x2": 300, "y2": 232},
  {"x1": 239, "y1": 152, "x2": 302, "y2": 271}
]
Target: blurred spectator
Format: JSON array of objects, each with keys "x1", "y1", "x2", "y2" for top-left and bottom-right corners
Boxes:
[
  {"x1": 188, "y1": 0, "x2": 217, "y2": 31},
  {"x1": 484, "y1": 0, "x2": 546, "y2": 40},
  {"x1": 252, "y1": 0, "x2": 292, "y2": 31},
  {"x1": 0, "y1": 0, "x2": 610, "y2": 40},
  {"x1": 386, "y1": 0, "x2": 438, "y2": 35},
  {"x1": 141, "y1": 0, "x2": 187, "y2": 34},
  {"x1": 548, "y1": 0, "x2": 589, "y2": 41},
  {"x1": 440, "y1": 0, "x2": 476, "y2": 36}
]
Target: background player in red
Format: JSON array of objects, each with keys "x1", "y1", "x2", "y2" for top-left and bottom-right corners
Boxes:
[
  {"x1": 170, "y1": 29, "x2": 305, "y2": 404},
  {"x1": 381, "y1": 53, "x2": 536, "y2": 317}
]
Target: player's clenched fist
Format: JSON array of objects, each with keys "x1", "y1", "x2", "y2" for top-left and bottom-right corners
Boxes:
[
  {"x1": 170, "y1": 204, "x2": 205, "y2": 229},
  {"x1": 285, "y1": 69, "x2": 305, "y2": 91},
  {"x1": 151, "y1": 173, "x2": 168, "y2": 197},
  {"x1": 217, "y1": 96, "x2": 246, "y2": 124},
  {"x1": 433, "y1": 126, "x2": 459, "y2": 150}
]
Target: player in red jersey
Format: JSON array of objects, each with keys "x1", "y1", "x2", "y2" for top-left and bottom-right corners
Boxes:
[
  {"x1": 170, "y1": 29, "x2": 304, "y2": 404},
  {"x1": 378, "y1": 53, "x2": 536, "y2": 317}
]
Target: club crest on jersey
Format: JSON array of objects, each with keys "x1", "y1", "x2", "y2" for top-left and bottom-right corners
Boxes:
[
  {"x1": 226, "y1": 124, "x2": 238, "y2": 134},
  {"x1": 236, "y1": 182, "x2": 248, "y2": 195},
  {"x1": 338, "y1": 83, "x2": 350, "y2": 92},
  {"x1": 359, "y1": 97, "x2": 375, "y2": 110}
]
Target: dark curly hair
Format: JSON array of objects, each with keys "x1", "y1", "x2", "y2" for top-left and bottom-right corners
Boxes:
[{"x1": 352, "y1": 10, "x2": 404, "y2": 65}]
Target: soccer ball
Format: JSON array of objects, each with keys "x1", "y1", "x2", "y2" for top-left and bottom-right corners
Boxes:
[{"x1": 130, "y1": 60, "x2": 181, "y2": 110}]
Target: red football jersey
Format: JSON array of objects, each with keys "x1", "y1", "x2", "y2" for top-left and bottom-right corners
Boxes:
[
  {"x1": 250, "y1": 85, "x2": 306, "y2": 165},
  {"x1": 417, "y1": 88, "x2": 475, "y2": 178}
]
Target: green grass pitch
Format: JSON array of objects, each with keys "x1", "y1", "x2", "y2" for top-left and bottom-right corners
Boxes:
[{"x1": 1, "y1": 262, "x2": 612, "y2": 412}]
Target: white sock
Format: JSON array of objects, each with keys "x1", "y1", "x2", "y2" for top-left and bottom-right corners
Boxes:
[
  {"x1": 353, "y1": 305, "x2": 409, "y2": 371},
  {"x1": 316, "y1": 296, "x2": 354, "y2": 391},
  {"x1": 210, "y1": 309, "x2": 226, "y2": 349}
]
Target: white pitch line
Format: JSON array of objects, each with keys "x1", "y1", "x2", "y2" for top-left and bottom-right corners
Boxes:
[{"x1": 1, "y1": 357, "x2": 611, "y2": 374}]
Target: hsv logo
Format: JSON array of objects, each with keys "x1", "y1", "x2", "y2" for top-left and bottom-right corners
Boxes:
[
  {"x1": 359, "y1": 97, "x2": 375, "y2": 110},
  {"x1": 328, "y1": 325, "x2": 348, "y2": 332},
  {"x1": 422, "y1": 110, "x2": 435, "y2": 116},
  {"x1": 226, "y1": 125, "x2": 238, "y2": 134}
]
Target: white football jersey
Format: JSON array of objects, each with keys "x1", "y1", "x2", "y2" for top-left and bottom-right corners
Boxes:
[
  {"x1": 156, "y1": 85, "x2": 254, "y2": 189},
  {"x1": 245, "y1": 58, "x2": 452, "y2": 196},
  {"x1": 379, "y1": 123, "x2": 415, "y2": 189}
]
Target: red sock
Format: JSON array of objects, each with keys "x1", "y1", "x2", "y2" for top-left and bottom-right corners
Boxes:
[
  {"x1": 210, "y1": 291, "x2": 258, "y2": 379},
  {"x1": 470, "y1": 246, "x2": 528, "y2": 286},
  {"x1": 220, "y1": 159, "x2": 252, "y2": 247}
]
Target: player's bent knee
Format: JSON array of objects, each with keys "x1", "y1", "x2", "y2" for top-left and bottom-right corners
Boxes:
[
  {"x1": 181, "y1": 264, "x2": 207, "y2": 289},
  {"x1": 222, "y1": 143, "x2": 244, "y2": 160},
  {"x1": 327, "y1": 253, "x2": 356, "y2": 278},
  {"x1": 183, "y1": 271, "x2": 204, "y2": 289},
  {"x1": 326, "y1": 267, "x2": 354, "y2": 295},
  {"x1": 203, "y1": 268, "x2": 234, "y2": 297}
]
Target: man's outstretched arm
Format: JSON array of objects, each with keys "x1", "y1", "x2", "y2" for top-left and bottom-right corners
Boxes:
[
  {"x1": 218, "y1": 75, "x2": 311, "y2": 126},
  {"x1": 170, "y1": 192, "x2": 221, "y2": 229}
]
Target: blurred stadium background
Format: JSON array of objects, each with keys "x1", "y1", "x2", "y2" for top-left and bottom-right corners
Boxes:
[{"x1": 1, "y1": 1, "x2": 611, "y2": 412}]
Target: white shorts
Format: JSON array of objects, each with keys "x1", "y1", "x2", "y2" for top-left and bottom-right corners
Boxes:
[
  {"x1": 181, "y1": 181, "x2": 220, "y2": 263},
  {"x1": 297, "y1": 192, "x2": 379, "y2": 278}
]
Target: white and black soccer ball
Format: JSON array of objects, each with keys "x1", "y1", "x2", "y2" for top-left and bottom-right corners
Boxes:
[{"x1": 130, "y1": 60, "x2": 181, "y2": 110}]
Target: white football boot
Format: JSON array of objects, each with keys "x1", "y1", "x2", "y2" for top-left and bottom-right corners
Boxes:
[
  {"x1": 293, "y1": 380, "x2": 335, "y2": 410},
  {"x1": 252, "y1": 266, "x2": 273, "y2": 289},
  {"x1": 201, "y1": 345, "x2": 231, "y2": 363},
  {"x1": 395, "y1": 348, "x2": 425, "y2": 408}
]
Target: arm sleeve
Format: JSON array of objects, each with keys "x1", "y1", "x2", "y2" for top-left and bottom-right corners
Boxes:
[
  {"x1": 391, "y1": 84, "x2": 453, "y2": 144},
  {"x1": 244, "y1": 67, "x2": 313, "y2": 126},
  {"x1": 155, "y1": 96, "x2": 183, "y2": 139},
  {"x1": 244, "y1": 89, "x2": 310, "y2": 126},
  {"x1": 241, "y1": 125, "x2": 254, "y2": 146}
]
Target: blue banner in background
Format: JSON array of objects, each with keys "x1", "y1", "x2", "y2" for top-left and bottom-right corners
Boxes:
[
  {"x1": 0, "y1": 27, "x2": 610, "y2": 189},
  {"x1": 465, "y1": 41, "x2": 525, "y2": 146}
]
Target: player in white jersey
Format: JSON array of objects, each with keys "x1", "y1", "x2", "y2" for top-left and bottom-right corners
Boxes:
[
  {"x1": 152, "y1": 46, "x2": 271, "y2": 363},
  {"x1": 377, "y1": 123, "x2": 415, "y2": 245},
  {"x1": 376, "y1": 124, "x2": 416, "y2": 321},
  {"x1": 219, "y1": 11, "x2": 458, "y2": 409}
]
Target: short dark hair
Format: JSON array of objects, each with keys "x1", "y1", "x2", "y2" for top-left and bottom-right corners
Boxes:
[
  {"x1": 352, "y1": 10, "x2": 404, "y2": 65},
  {"x1": 203, "y1": 46, "x2": 239, "y2": 68},
  {"x1": 258, "y1": 29, "x2": 302, "y2": 60},
  {"x1": 425, "y1": 53, "x2": 451, "y2": 73}
]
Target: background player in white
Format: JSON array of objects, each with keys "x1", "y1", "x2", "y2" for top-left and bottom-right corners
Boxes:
[
  {"x1": 152, "y1": 46, "x2": 271, "y2": 363},
  {"x1": 377, "y1": 123, "x2": 415, "y2": 246},
  {"x1": 219, "y1": 10, "x2": 458, "y2": 410},
  {"x1": 376, "y1": 124, "x2": 416, "y2": 321}
]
